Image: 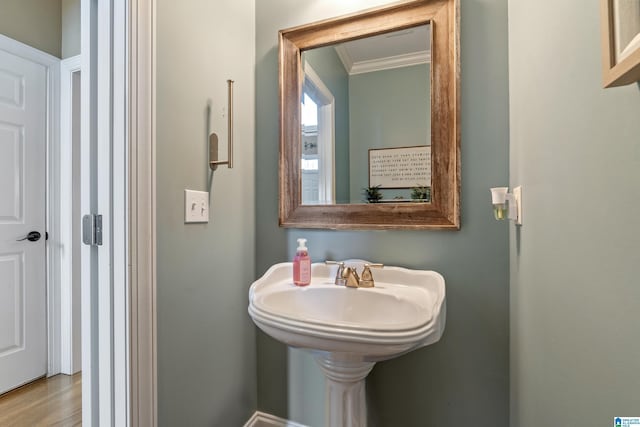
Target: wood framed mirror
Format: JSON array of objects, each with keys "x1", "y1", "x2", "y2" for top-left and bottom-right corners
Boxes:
[{"x1": 279, "y1": 0, "x2": 459, "y2": 230}]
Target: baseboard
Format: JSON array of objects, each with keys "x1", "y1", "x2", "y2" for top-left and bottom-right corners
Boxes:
[{"x1": 244, "y1": 411, "x2": 309, "y2": 427}]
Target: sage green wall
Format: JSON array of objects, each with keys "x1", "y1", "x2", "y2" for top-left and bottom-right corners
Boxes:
[
  {"x1": 156, "y1": 0, "x2": 256, "y2": 425},
  {"x1": 303, "y1": 48, "x2": 351, "y2": 203},
  {"x1": 508, "y1": 1, "x2": 640, "y2": 425},
  {"x1": 0, "y1": 0, "x2": 61, "y2": 57},
  {"x1": 349, "y1": 64, "x2": 430, "y2": 202},
  {"x1": 256, "y1": 0, "x2": 510, "y2": 425},
  {"x1": 61, "y1": 0, "x2": 80, "y2": 58}
]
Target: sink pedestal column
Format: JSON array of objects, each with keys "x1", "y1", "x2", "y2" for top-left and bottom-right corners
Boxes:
[{"x1": 315, "y1": 356, "x2": 376, "y2": 427}]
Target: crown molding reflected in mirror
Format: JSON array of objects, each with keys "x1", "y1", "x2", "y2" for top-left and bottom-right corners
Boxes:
[{"x1": 279, "y1": 0, "x2": 460, "y2": 230}]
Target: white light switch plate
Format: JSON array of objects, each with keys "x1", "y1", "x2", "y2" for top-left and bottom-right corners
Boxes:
[{"x1": 184, "y1": 190, "x2": 209, "y2": 223}]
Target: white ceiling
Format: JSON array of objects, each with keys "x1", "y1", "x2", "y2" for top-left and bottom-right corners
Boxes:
[{"x1": 334, "y1": 24, "x2": 431, "y2": 75}]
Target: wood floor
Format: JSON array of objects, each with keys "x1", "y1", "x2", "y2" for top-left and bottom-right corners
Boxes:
[{"x1": 0, "y1": 373, "x2": 82, "y2": 426}]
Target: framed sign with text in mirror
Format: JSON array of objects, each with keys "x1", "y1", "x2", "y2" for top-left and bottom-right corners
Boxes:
[{"x1": 368, "y1": 146, "x2": 431, "y2": 189}]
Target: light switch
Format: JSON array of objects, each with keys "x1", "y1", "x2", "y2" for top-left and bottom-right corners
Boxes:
[{"x1": 184, "y1": 190, "x2": 209, "y2": 223}]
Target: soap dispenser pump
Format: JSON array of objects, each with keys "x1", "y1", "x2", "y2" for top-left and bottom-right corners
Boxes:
[{"x1": 293, "y1": 238, "x2": 311, "y2": 286}]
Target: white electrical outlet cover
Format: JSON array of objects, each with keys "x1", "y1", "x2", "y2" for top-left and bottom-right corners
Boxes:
[{"x1": 184, "y1": 189, "x2": 209, "y2": 223}]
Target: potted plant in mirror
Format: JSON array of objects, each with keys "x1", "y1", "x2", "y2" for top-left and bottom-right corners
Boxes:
[
  {"x1": 363, "y1": 185, "x2": 382, "y2": 203},
  {"x1": 411, "y1": 186, "x2": 431, "y2": 202}
]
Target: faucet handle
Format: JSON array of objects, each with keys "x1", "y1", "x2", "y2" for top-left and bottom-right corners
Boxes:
[
  {"x1": 325, "y1": 261, "x2": 346, "y2": 286},
  {"x1": 364, "y1": 263, "x2": 384, "y2": 269},
  {"x1": 359, "y1": 263, "x2": 384, "y2": 288},
  {"x1": 343, "y1": 266, "x2": 360, "y2": 288}
]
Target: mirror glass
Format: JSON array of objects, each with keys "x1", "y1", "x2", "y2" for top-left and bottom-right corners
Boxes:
[{"x1": 300, "y1": 25, "x2": 432, "y2": 205}]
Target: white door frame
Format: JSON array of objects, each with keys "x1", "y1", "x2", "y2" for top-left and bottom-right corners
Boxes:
[
  {"x1": 59, "y1": 54, "x2": 82, "y2": 376},
  {"x1": 0, "y1": 33, "x2": 62, "y2": 379},
  {"x1": 82, "y1": 0, "x2": 139, "y2": 424},
  {"x1": 81, "y1": 0, "x2": 134, "y2": 423},
  {"x1": 80, "y1": 0, "x2": 98, "y2": 422},
  {"x1": 85, "y1": 0, "x2": 157, "y2": 425},
  {"x1": 98, "y1": 0, "x2": 130, "y2": 423}
]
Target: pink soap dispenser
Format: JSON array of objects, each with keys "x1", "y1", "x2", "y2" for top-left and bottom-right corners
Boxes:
[{"x1": 293, "y1": 238, "x2": 311, "y2": 286}]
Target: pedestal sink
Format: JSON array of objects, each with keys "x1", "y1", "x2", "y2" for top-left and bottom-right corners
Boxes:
[{"x1": 248, "y1": 260, "x2": 446, "y2": 427}]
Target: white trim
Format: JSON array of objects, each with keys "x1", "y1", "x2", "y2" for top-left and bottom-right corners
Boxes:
[
  {"x1": 128, "y1": 0, "x2": 158, "y2": 425},
  {"x1": 81, "y1": 0, "x2": 137, "y2": 423},
  {"x1": 302, "y1": 63, "x2": 335, "y2": 204},
  {"x1": 0, "y1": 33, "x2": 61, "y2": 65},
  {"x1": 94, "y1": 0, "x2": 132, "y2": 423},
  {"x1": 96, "y1": 0, "x2": 115, "y2": 421},
  {"x1": 335, "y1": 44, "x2": 430, "y2": 75},
  {"x1": 111, "y1": 0, "x2": 130, "y2": 424},
  {"x1": 59, "y1": 55, "x2": 82, "y2": 375},
  {"x1": 44, "y1": 49, "x2": 62, "y2": 382},
  {"x1": 244, "y1": 412, "x2": 309, "y2": 427},
  {"x1": 302, "y1": 63, "x2": 333, "y2": 107},
  {"x1": 81, "y1": 0, "x2": 97, "y2": 422},
  {"x1": 316, "y1": 103, "x2": 335, "y2": 204},
  {"x1": 0, "y1": 33, "x2": 62, "y2": 379},
  {"x1": 334, "y1": 45, "x2": 354, "y2": 74}
]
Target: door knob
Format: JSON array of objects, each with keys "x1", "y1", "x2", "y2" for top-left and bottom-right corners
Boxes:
[{"x1": 16, "y1": 231, "x2": 41, "y2": 242}]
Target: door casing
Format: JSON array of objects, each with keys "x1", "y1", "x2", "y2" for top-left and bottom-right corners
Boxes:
[
  {"x1": 85, "y1": 0, "x2": 157, "y2": 425},
  {"x1": 59, "y1": 55, "x2": 82, "y2": 376}
]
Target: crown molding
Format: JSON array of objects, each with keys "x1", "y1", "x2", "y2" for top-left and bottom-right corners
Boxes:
[{"x1": 335, "y1": 44, "x2": 430, "y2": 75}]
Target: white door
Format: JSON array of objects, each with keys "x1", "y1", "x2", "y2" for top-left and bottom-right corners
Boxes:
[{"x1": 0, "y1": 49, "x2": 47, "y2": 394}]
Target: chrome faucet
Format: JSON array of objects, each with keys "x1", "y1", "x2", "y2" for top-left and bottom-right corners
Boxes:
[{"x1": 325, "y1": 261, "x2": 383, "y2": 288}]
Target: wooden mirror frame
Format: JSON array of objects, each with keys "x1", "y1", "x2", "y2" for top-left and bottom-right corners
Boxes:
[
  {"x1": 279, "y1": 0, "x2": 460, "y2": 230},
  {"x1": 600, "y1": 0, "x2": 640, "y2": 88}
]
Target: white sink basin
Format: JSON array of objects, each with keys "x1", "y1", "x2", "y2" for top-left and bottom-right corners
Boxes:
[
  {"x1": 249, "y1": 260, "x2": 446, "y2": 361},
  {"x1": 248, "y1": 260, "x2": 446, "y2": 427}
]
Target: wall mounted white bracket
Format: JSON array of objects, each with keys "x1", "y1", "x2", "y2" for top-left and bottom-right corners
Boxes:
[{"x1": 490, "y1": 186, "x2": 523, "y2": 225}]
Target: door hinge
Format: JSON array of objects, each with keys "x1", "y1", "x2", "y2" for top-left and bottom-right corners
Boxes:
[{"x1": 82, "y1": 214, "x2": 103, "y2": 246}]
